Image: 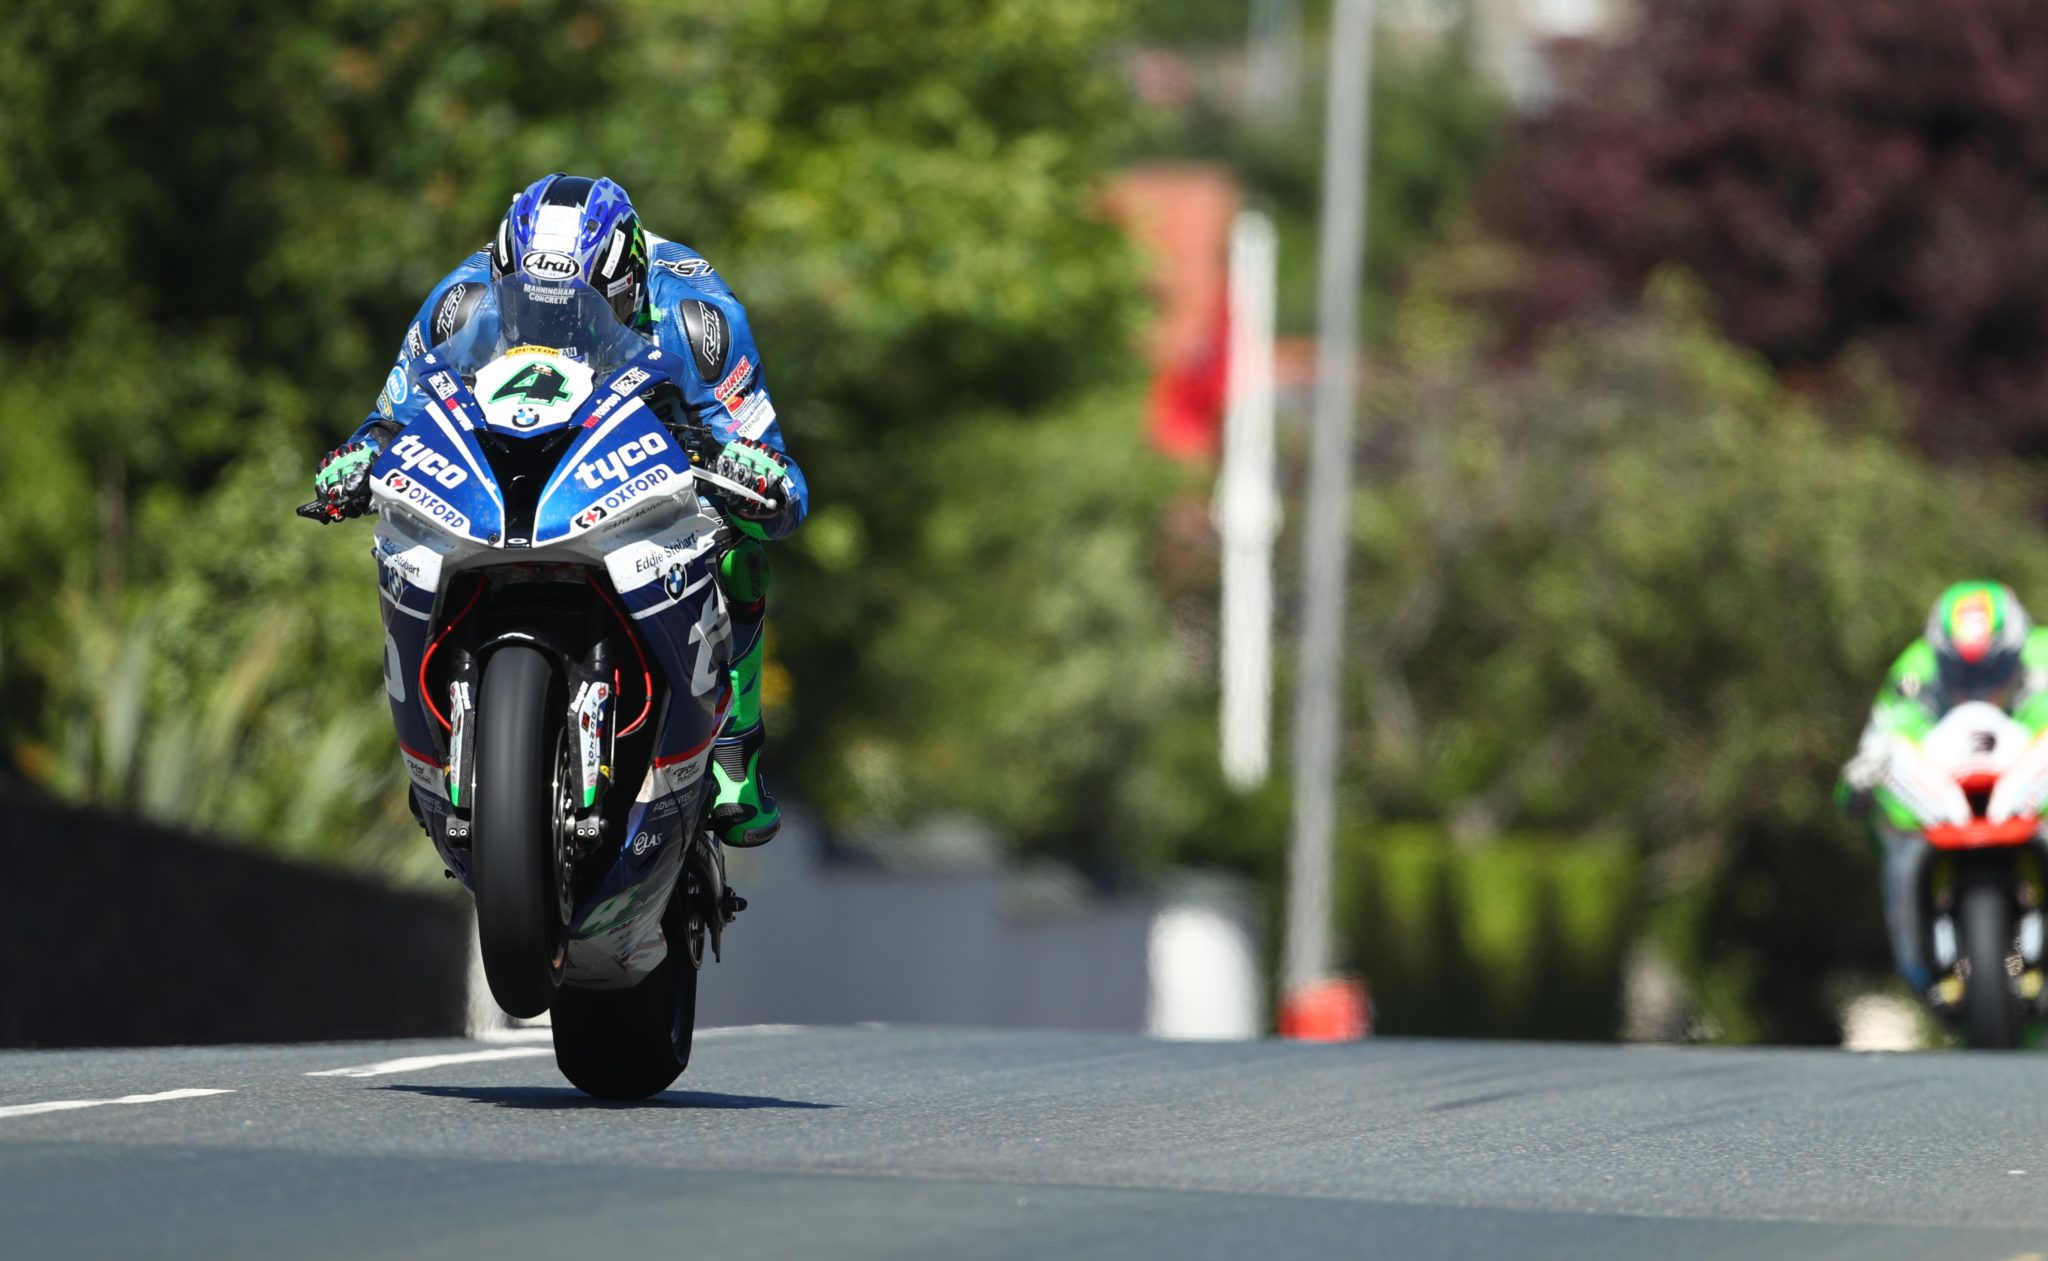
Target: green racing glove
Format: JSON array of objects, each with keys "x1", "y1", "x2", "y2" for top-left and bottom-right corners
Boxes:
[
  {"x1": 311, "y1": 438, "x2": 383, "y2": 522},
  {"x1": 711, "y1": 437, "x2": 798, "y2": 539}
]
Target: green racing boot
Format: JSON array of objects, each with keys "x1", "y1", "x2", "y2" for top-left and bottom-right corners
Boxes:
[{"x1": 710, "y1": 720, "x2": 779, "y2": 847}]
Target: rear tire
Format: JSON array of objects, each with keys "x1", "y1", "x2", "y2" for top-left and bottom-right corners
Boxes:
[
  {"x1": 552, "y1": 876, "x2": 701, "y2": 1099},
  {"x1": 1960, "y1": 873, "x2": 2019, "y2": 1050},
  {"x1": 473, "y1": 645, "x2": 567, "y2": 1020}
]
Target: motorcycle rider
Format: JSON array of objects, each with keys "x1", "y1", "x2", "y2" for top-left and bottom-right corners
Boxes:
[
  {"x1": 1838, "y1": 581, "x2": 2048, "y2": 995},
  {"x1": 309, "y1": 173, "x2": 804, "y2": 848}
]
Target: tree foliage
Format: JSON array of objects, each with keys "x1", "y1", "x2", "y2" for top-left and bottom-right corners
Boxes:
[
  {"x1": 1483, "y1": 0, "x2": 2048, "y2": 456},
  {"x1": 798, "y1": 386, "x2": 1221, "y2": 874}
]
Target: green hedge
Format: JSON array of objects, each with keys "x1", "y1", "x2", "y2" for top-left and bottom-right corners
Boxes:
[{"x1": 1339, "y1": 825, "x2": 1638, "y2": 1040}]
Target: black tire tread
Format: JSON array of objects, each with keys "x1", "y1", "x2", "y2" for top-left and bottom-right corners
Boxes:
[
  {"x1": 473, "y1": 645, "x2": 563, "y2": 1020},
  {"x1": 1961, "y1": 874, "x2": 2018, "y2": 1050}
]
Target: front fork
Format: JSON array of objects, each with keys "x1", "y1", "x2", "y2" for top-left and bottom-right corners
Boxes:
[
  {"x1": 444, "y1": 650, "x2": 478, "y2": 845},
  {"x1": 441, "y1": 639, "x2": 614, "y2": 850},
  {"x1": 1925, "y1": 846, "x2": 2048, "y2": 1013},
  {"x1": 434, "y1": 552, "x2": 755, "y2": 948}
]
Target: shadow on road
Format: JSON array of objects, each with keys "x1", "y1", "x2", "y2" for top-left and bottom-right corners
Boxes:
[{"x1": 378, "y1": 1084, "x2": 839, "y2": 1111}]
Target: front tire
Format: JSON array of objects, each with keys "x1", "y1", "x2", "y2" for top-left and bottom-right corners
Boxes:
[
  {"x1": 552, "y1": 875, "x2": 701, "y2": 1099},
  {"x1": 1960, "y1": 872, "x2": 2019, "y2": 1050},
  {"x1": 473, "y1": 645, "x2": 567, "y2": 1019}
]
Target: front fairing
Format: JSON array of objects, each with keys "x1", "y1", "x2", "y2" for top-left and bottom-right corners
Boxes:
[
  {"x1": 375, "y1": 342, "x2": 690, "y2": 552},
  {"x1": 1877, "y1": 703, "x2": 2048, "y2": 840},
  {"x1": 370, "y1": 373, "x2": 507, "y2": 546},
  {"x1": 529, "y1": 358, "x2": 689, "y2": 546}
]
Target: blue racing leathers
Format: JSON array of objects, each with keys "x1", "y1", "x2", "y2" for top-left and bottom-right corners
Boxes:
[{"x1": 352, "y1": 234, "x2": 808, "y2": 539}]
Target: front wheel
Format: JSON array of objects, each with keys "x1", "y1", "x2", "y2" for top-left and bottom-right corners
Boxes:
[
  {"x1": 1960, "y1": 872, "x2": 2020, "y2": 1049},
  {"x1": 472, "y1": 645, "x2": 568, "y2": 1019}
]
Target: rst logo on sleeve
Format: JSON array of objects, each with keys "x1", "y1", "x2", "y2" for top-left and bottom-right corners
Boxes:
[
  {"x1": 679, "y1": 300, "x2": 726, "y2": 382},
  {"x1": 390, "y1": 433, "x2": 469, "y2": 489},
  {"x1": 433, "y1": 283, "x2": 471, "y2": 341},
  {"x1": 574, "y1": 433, "x2": 670, "y2": 490},
  {"x1": 655, "y1": 256, "x2": 715, "y2": 279}
]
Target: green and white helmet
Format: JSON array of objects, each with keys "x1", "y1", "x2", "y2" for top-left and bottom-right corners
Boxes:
[{"x1": 1926, "y1": 581, "x2": 2031, "y2": 702}]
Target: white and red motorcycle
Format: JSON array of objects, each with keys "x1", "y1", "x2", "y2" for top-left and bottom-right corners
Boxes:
[{"x1": 1875, "y1": 701, "x2": 2048, "y2": 1047}]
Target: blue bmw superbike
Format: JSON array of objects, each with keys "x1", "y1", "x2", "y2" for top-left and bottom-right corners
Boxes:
[{"x1": 299, "y1": 283, "x2": 771, "y2": 1098}]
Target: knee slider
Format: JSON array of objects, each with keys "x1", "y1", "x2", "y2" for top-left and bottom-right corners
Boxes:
[{"x1": 718, "y1": 537, "x2": 770, "y2": 614}]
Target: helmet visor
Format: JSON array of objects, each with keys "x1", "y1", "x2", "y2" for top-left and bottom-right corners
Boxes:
[
  {"x1": 491, "y1": 275, "x2": 645, "y2": 377},
  {"x1": 1938, "y1": 648, "x2": 2023, "y2": 706}
]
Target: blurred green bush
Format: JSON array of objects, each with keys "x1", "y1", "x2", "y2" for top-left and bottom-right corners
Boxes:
[{"x1": 1341, "y1": 825, "x2": 1637, "y2": 1040}]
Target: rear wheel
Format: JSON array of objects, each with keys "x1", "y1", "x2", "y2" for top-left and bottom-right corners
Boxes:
[
  {"x1": 473, "y1": 645, "x2": 568, "y2": 1020},
  {"x1": 1960, "y1": 872, "x2": 2019, "y2": 1049},
  {"x1": 552, "y1": 870, "x2": 702, "y2": 1099}
]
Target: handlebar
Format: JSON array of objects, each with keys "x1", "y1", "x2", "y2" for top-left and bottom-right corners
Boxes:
[{"x1": 295, "y1": 465, "x2": 778, "y2": 526}]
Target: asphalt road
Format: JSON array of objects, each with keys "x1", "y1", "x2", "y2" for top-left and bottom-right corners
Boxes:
[{"x1": 1, "y1": 1026, "x2": 2045, "y2": 1260}]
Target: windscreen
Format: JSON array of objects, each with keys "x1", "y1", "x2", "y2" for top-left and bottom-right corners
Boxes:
[{"x1": 430, "y1": 279, "x2": 647, "y2": 382}]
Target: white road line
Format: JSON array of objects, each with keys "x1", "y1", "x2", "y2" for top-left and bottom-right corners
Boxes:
[
  {"x1": 696, "y1": 1024, "x2": 806, "y2": 1038},
  {"x1": 473, "y1": 1025, "x2": 555, "y2": 1044},
  {"x1": 311, "y1": 1026, "x2": 806, "y2": 1078},
  {"x1": 305, "y1": 1047, "x2": 551, "y2": 1078},
  {"x1": 0, "y1": 1088, "x2": 235, "y2": 1121},
  {"x1": 475, "y1": 1023, "x2": 805, "y2": 1046}
]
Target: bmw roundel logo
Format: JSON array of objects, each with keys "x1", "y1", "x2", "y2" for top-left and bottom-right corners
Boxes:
[{"x1": 662, "y1": 563, "x2": 686, "y2": 601}]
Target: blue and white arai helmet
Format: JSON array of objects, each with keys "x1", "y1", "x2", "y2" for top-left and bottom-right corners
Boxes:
[{"x1": 487, "y1": 173, "x2": 650, "y2": 360}]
